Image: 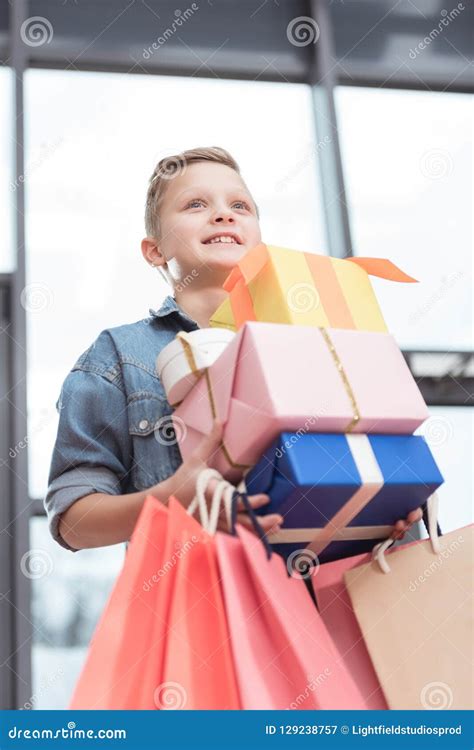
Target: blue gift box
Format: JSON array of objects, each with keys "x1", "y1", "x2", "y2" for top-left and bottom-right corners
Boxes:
[{"x1": 246, "y1": 432, "x2": 444, "y2": 564}]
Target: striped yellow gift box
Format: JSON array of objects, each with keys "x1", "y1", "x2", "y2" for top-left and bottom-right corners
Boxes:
[{"x1": 210, "y1": 243, "x2": 417, "y2": 333}]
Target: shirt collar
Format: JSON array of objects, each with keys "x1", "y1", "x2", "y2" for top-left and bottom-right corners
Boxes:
[{"x1": 149, "y1": 295, "x2": 199, "y2": 328}]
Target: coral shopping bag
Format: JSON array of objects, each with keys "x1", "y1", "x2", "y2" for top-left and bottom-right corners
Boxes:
[
  {"x1": 344, "y1": 495, "x2": 474, "y2": 710},
  {"x1": 70, "y1": 497, "x2": 172, "y2": 709},
  {"x1": 71, "y1": 481, "x2": 241, "y2": 710},
  {"x1": 158, "y1": 496, "x2": 241, "y2": 709},
  {"x1": 213, "y1": 489, "x2": 366, "y2": 710},
  {"x1": 312, "y1": 552, "x2": 389, "y2": 710}
]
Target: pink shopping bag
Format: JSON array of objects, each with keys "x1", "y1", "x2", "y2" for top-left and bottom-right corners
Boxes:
[
  {"x1": 312, "y1": 553, "x2": 388, "y2": 709},
  {"x1": 216, "y1": 523, "x2": 366, "y2": 710}
]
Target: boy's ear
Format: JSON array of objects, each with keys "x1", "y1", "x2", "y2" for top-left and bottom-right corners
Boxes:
[{"x1": 141, "y1": 237, "x2": 167, "y2": 269}]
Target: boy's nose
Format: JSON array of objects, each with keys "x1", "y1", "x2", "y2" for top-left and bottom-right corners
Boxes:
[{"x1": 213, "y1": 209, "x2": 235, "y2": 223}]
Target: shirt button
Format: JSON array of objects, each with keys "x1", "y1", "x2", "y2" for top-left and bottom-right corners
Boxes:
[{"x1": 139, "y1": 419, "x2": 149, "y2": 430}]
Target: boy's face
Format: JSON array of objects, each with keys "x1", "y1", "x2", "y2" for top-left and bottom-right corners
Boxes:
[{"x1": 154, "y1": 161, "x2": 261, "y2": 283}]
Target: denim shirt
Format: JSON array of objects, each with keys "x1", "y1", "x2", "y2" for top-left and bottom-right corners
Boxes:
[{"x1": 44, "y1": 296, "x2": 199, "y2": 551}]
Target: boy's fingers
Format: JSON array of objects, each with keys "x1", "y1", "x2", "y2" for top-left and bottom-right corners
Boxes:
[
  {"x1": 407, "y1": 508, "x2": 423, "y2": 525},
  {"x1": 257, "y1": 514, "x2": 283, "y2": 534},
  {"x1": 234, "y1": 513, "x2": 282, "y2": 537},
  {"x1": 193, "y1": 421, "x2": 224, "y2": 463},
  {"x1": 391, "y1": 519, "x2": 408, "y2": 540},
  {"x1": 236, "y1": 493, "x2": 270, "y2": 511}
]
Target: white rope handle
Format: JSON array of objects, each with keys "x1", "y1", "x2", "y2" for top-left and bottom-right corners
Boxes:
[
  {"x1": 187, "y1": 468, "x2": 222, "y2": 529},
  {"x1": 187, "y1": 469, "x2": 236, "y2": 535},
  {"x1": 207, "y1": 480, "x2": 235, "y2": 535},
  {"x1": 373, "y1": 492, "x2": 441, "y2": 574}
]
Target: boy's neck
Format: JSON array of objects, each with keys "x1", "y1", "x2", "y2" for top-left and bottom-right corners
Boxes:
[{"x1": 174, "y1": 284, "x2": 228, "y2": 329}]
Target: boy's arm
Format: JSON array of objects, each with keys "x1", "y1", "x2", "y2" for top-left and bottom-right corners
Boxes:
[
  {"x1": 57, "y1": 423, "x2": 283, "y2": 550},
  {"x1": 57, "y1": 423, "x2": 225, "y2": 550},
  {"x1": 58, "y1": 483, "x2": 172, "y2": 550},
  {"x1": 45, "y1": 362, "x2": 139, "y2": 552}
]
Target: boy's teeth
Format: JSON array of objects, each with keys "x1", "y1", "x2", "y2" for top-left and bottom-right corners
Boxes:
[{"x1": 208, "y1": 236, "x2": 237, "y2": 244}]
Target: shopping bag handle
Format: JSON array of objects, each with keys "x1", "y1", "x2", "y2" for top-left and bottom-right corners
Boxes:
[
  {"x1": 187, "y1": 469, "x2": 237, "y2": 536},
  {"x1": 208, "y1": 480, "x2": 235, "y2": 535},
  {"x1": 231, "y1": 490, "x2": 272, "y2": 559},
  {"x1": 188, "y1": 469, "x2": 272, "y2": 557},
  {"x1": 187, "y1": 468, "x2": 223, "y2": 530},
  {"x1": 372, "y1": 493, "x2": 441, "y2": 574}
]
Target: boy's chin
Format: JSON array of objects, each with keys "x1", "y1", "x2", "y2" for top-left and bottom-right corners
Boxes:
[{"x1": 202, "y1": 243, "x2": 248, "y2": 269}]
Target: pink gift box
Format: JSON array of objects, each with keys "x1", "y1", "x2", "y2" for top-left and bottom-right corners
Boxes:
[{"x1": 173, "y1": 322, "x2": 428, "y2": 482}]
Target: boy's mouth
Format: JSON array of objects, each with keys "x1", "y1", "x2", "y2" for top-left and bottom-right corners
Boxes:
[{"x1": 202, "y1": 232, "x2": 243, "y2": 245}]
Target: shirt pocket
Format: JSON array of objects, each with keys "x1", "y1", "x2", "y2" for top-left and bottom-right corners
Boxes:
[{"x1": 127, "y1": 391, "x2": 183, "y2": 490}]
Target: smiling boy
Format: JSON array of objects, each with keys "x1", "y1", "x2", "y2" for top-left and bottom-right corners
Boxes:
[
  {"x1": 45, "y1": 146, "x2": 420, "y2": 553},
  {"x1": 45, "y1": 147, "x2": 284, "y2": 552}
]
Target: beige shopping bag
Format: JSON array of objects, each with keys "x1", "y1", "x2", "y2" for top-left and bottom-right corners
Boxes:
[{"x1": 344, "y1": 501, "x2": 473, "y2": 710}]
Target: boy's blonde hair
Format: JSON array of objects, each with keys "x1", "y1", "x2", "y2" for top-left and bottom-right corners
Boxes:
[{"x1": 145, "y1": 146, "x2": 258, "y2": 238}]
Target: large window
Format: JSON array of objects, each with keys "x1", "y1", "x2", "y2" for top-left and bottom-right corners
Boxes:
[
  {"x1": 25, "y1": 70, "x2": 326, "y2": 501},
  {"x1": 335, "y1": 87, "x2": 472, "y2": 351},
  {"x1": 23, "y1": 73, "x2": 472, "y2": 709},
  {"x1": 415, "y1": 406, "x2": 473, "y2": 534},
  {"x1": 25, "y1": 71, "x2": 327, "y2": 705},
  {"x1": 0, "y1": 66, "x2": 14, "y2": 272},
  {"x1": 29, "y1": 518, "x2": 124, "y2": 709},
  {"x1": 336, "y1": 86, "x2": 473, "y2": 534}
]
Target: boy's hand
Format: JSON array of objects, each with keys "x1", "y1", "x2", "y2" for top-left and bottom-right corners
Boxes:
[
  {"x1": 390, "y1": 507, "x2": 423, "y2": 541},
  {"x1": 157, "y1": 420, "x2": 283, "y2": 537}
]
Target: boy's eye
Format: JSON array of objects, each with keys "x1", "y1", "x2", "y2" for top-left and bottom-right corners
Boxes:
[{"x1": 184, "y1": 198, "x2": 251, "y2": 210}]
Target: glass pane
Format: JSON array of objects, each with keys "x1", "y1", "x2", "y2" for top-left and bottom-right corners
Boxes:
[
  {"x1": 415, "y1": 406, "x2": 473, "y2": 534},
  {"x1": 29, "y1": 516, "x2": 124, "y2": 710},
  {"x1": 335, "y1": 87, "x2": 473, "y2": 351},
  {"x1": 25, "y1": 69, "x2": 325, "y2": 499},
  {"x1": 0, "y1": 66, "x2": 14, "y2": 272}
]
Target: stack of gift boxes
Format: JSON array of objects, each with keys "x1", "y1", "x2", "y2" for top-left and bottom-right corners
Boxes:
[{"x1": 156, "y1": 243, "x2": 444, "y2": 565}]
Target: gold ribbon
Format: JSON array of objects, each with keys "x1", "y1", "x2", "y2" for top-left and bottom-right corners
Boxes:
[
  {"x1": 169, "y1": 332, "x2": 204, "y2": 407},
  {"x1": 203, "y1": 369, "x2": 252, "y2": 471},
  {"x1": 176, "y1": 331, "x2": 201, "y2": 376},
  {"x1": 173, "y1": 334, "x2": 251, "y2": 469},
  {"x1": 177, "y1": 326, "x2": 360, "y2": 468},
  {"x1": 319, "y1": 327, "x2": 361, "y2": 433}
]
